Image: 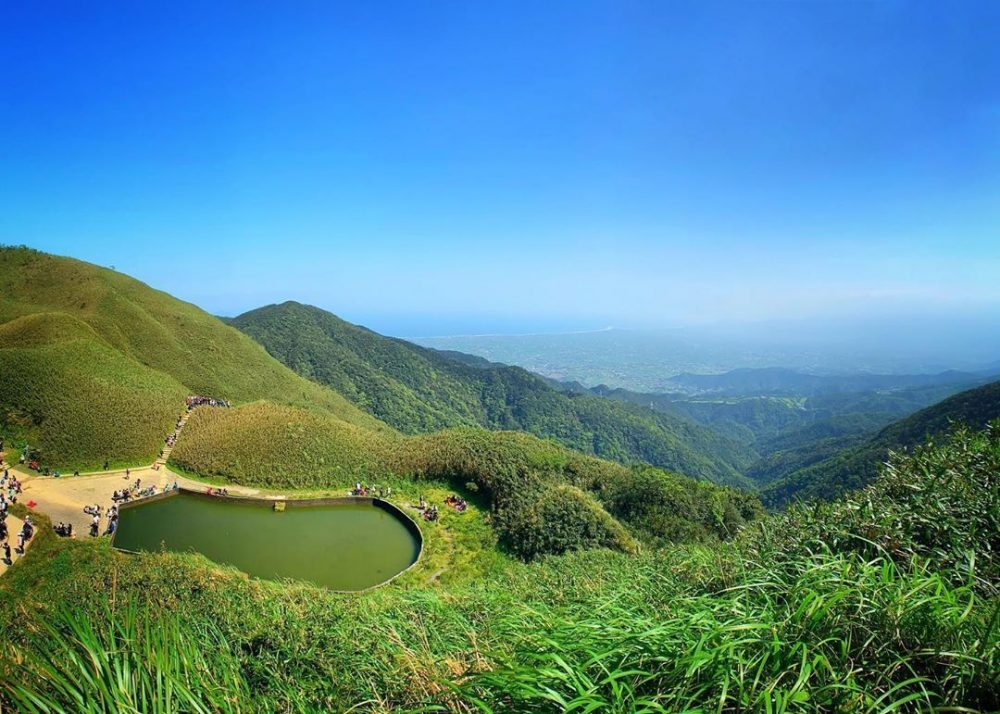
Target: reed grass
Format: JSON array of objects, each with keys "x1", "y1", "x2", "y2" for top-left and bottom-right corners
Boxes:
[{"x1": 0, "y1": 425, "x2": 996, "y2": 712}]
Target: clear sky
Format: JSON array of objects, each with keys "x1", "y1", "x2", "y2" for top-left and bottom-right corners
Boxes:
[{"x1": 2, "y1": 1, "x2": 998, "y2": 337}]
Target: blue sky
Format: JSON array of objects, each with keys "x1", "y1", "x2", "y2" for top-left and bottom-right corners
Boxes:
[{"x1": 2, "y1": 1, "x2": 998, "y2": 336}]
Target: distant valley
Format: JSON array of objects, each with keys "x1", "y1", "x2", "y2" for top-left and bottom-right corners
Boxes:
[{"x1": 228, "y1": 300, "x2": 1000, "y2": 507}]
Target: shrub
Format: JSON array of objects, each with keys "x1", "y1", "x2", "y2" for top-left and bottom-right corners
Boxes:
[{"x1": 505, "y1": 485, "x2": 636, "y2": 559}]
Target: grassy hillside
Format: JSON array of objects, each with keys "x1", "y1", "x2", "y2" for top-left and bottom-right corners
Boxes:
[
  {"x1": 0, "y1": 246, "x2": 386, "y2": 468},
  {"x1": 761, "y1": 379, "x2": 1000, "y2": 507},
  {"x1": 230, "y1": 302, "x2": 754, "y2": 487},
  {"x1": 172, "y1": 402, "x2": 760, "y2": 558},
  {"x1": 3, "y1": 425, "x2": 996, "y2": 711},
  {"x1": 0, "y1": 247, "x2": 760, "y2": 560}
]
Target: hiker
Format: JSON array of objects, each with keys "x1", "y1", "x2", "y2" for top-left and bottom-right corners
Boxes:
[{"x1": 2, "y1": 542, "x2": 10, "y2": 564}]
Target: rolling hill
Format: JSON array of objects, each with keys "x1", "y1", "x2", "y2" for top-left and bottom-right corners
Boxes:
[
  {"x1": 0, "y1": 246, "x2": 995, "y2": 712},
  {"x1": 0, "y1": 246, "x2": 758, "y2": 559},
  {"x1": 585, "y1": 377, "x2": 989, "y2": 490},
  {"x1": 0, "y1": 246, "x2": 385, "y2": 469},
  {"x1": 760, "y1": 379, "x2": 1000, "y2": 507},
  {"x1": 229, "y1": 301, "x2": 755, "y2": 487}
]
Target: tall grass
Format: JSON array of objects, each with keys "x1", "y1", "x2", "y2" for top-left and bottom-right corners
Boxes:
[
  {"x1": 0, "y1": 425, "x2": 997, "y2": 711},
  {"x1": 448, "y1": 550, "x2": 998, "y2": 712},
  {"x1": 1, "y1": 605, "x2": 254, "y2": 714},
  {"x1": 0, "y1": 336, "x2": 187, "y2": 469}
]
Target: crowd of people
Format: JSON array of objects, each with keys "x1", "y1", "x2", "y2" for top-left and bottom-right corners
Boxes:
[
  {"x1": 53, "y1": 521, "x2": 74, "y2": 537},
  {"x1": 187, "y1": 395, "x2": 231, "y2": 409},
  {"x1": 83, "y1": 480, "x2": 178, "y2": 537},
  {"x1": 3, "y1": 470, "x2": 22, "y2": 505},
  {"x1": 414, "y1": 496, "x2": 439, "y2": 521},
  {"x1": 349, "y1": 483, "x2": 470, "y2": 521},
  {"x1": 85, "y1": 504, "x2": 118, "y2": 537},
  {"x1": 3, "y1": 514, "x2": 34, "y2": 563},
  {"x1": 413, "y1": 493, "x2": 468, "y2": 522},
  {"x1": 0, "y1": 455, "x2": 30, "y2": 566},
  {"x1": 115, "y1": 479, "x2": 177, "y2": 503},
  {"x1": 349, "y1": 482, "x2": 392, "y2": 499}
]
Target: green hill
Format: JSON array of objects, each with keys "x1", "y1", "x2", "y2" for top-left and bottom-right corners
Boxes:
[
  {"x1": 170, "y1": 401, "x2": 760, "y2": 558},
  {"x1": 589, "y1": 379, "x2": 986, "y2": 490},
  {"x1": 230, "y1": 301, "x2": 754, "y2": 487},
  {"x1": 0, "y1": 246, "x2": 384, "y2": 469},
  {"x1": 761, "y1": 379, "x2": 1000, "y2": 507},
  {"x1": 0, "y1": 246, "x2": 757, "y2": 559},
  {"x1": 3, "y1": 423, "x2": 995, "y2": 711},
  {"x1": 1, "y1": 246, "x2": 995, "y2": 712}
]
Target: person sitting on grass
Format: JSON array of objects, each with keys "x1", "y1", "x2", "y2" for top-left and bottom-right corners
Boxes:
[{"x1": 54, "y1": 522, "x2": 74, "y2": 537}]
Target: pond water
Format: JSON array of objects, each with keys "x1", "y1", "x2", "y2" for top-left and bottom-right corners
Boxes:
[{"x1": 112, "y1": 492, "x2": 421, "y2": 590}]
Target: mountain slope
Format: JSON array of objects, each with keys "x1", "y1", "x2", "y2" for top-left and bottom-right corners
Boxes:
[
  {"x1": 0, "y1": 246, "x2": 386, "y2": 467},
  {"x1": 0, "y1": 246, "x2": 759, "y2": 559},
  {"x1": 586, "y1": 378, "x2": 987, "y2": 490},
  {"x1": 760, "y1": 379, "x2": 1000, "y2": 506},
  {"x1": 230, "y1": 301, "x2": 755, "y2": 487}
]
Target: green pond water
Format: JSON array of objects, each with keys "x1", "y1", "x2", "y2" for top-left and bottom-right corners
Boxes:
[{"x1": 113, "y1": 493, "x2": 421, "y2": 590}]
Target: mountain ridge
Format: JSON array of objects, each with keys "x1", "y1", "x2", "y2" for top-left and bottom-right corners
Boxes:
[
  {"x1": 230, "y1": 301, "x2": 755, "y2": 487},
  {"x1": 760, "y1": 379, "x2": 1000, "y2": 506}
]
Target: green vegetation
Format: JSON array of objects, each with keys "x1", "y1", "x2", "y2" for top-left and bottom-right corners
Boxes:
[
  {"x1": 231, "y1": 302, "x2": 754, "y2": 487},
  {"x1": 2, "y1": 426, "x2": 997, "y2": 711},
  {"x1": 593, "y1": 376, "x2": 995, "y2": 498},
  {"x1": 761, "y1": 379, "x2": 1000, "y2": 507},
  {"x1": 0, "y1": 328, "x2": 187, "y2": 469},
  {"x1": 170, "y1": 401, "x2": 386, "y2": 486},
  {"x1": 4, "y1": 245, "x2": 997, "y2": 710},
  {"x1": 172, "y1": 402, "x2": 758, "y2": 558},
  {"x1": 0, "y1": 247, "x2": 757, "y2": 560},
  {"x1": 0, "y1": 246, "x2": 385, "y2": 468}
]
